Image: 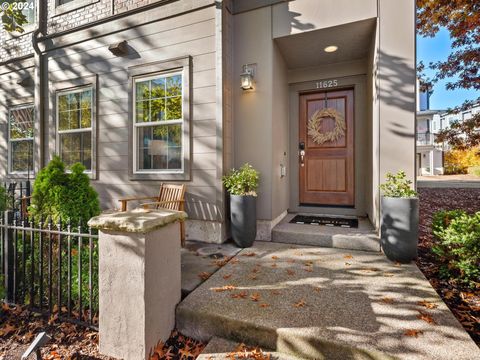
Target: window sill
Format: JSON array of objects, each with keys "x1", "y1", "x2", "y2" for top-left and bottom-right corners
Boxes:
[
  {"x1": 52, "y1": 0, "x2": 100, "y2": 17},
  {"x1": 130, "y1": 172, "x2": 190, "y2": 181}
]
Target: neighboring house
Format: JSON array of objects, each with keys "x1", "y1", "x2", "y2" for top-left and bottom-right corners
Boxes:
[
  {"x1": 0, "y1": 0, "x2": 416, "y2": 243},
  {"x1": 416, "y1": 110, "x2": 444, "y2": 176},
  {"x1": 416, "y1": 98, "x2": 480, "y2": 176}
]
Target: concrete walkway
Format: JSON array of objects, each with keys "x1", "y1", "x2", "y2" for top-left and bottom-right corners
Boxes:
[{"x1": 177, "y1": 242, "x2": 479, "y2": 360}]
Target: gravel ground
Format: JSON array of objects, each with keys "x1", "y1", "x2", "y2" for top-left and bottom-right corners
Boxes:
[{"x1": 417, "y1": 187, "x2": 480, "y2": 346}]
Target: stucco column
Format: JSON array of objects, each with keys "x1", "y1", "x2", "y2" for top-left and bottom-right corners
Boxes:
[{"x1": 88, "y1": 209, "x2": 187, "y2": 360}]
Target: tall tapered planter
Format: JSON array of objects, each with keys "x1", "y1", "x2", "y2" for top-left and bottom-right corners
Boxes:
[
  {"x1": 230, "y1": 195, "x2": 257, "y2": 248},
  {"x1": 381, "y1": 197, "x2": 419, "y2": 263}
]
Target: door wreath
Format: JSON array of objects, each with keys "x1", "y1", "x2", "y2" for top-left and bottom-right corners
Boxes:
[{"x1": 307, "y1": 108, "x2": 346, "y2": 144}]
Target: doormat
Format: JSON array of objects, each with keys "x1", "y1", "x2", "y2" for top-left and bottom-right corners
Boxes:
[{"x1": 290, "y1": 215, "x2": 358, "y2": 228}]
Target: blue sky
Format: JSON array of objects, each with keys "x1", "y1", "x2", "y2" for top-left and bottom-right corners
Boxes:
[{"x1": 417, "y1": 28, "x2": 478, "y2": 110}]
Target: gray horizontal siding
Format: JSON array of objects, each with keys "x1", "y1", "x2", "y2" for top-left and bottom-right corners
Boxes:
[{"x1": 45, "y1": 6, "x2": 221, "y2": 221}]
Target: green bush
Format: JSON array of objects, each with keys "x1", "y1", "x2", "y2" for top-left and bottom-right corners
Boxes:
[
  {"x1": 432, "y1": 210, "x2": 480, "y2": 287},
  {"x1": 222, "y1": 163, "x2": 260, "y2": 196},
  {"x1": 444, "y1": 164, "x2": 468, "y2": 175},
  {"x1": 380, "y1": 171, "x2": 417, "y2": 198},
  {"x1": 28, "y1": 157, "x2": 100, "y2": 226},
  {"x1": 0, "y1": 186, "x2": 7, "y2": 212}
]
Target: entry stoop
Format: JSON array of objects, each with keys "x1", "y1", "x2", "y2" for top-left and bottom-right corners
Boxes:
[
  {"x1": 176, "y1": 242, "x2": 480, "y2": 360},
  {"x1": 272, "y1": 213, "x2": 380, "y2": 252}
]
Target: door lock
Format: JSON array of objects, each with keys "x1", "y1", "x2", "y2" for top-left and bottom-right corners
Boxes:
[{"x1": 299, "y1": 142, "x2": 305, "y2": 167}]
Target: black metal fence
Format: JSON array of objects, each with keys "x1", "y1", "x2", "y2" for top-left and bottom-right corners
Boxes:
[
  {"x1": 2, "y1": 181, "x2": 32, "y2": 217},
  {"x1": 0, "y1": 212, "x2": 99, "y2": 328}
]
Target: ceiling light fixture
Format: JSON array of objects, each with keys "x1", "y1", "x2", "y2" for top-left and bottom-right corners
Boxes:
[{"x1": 324, "y1": 45, "x2": 338, "y2": 53}]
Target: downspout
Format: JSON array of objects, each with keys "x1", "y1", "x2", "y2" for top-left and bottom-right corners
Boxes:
[{"x1": 32, "y1": 1, "x2": 47, "y2": 170}]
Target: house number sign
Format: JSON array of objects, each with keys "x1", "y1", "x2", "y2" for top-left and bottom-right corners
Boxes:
[{"x1": 316, "y1": 80, "x2": 338, "y2": 89}]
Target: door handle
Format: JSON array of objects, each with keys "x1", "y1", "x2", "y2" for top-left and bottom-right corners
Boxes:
[{"x1": 299, "y1": 141, "x2": 305, "y2": 167}]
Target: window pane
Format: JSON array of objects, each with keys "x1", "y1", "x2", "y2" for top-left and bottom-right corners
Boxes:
[
  {"x1": 81, "y1": 108, "x2": 92, "y2": 128},
  {"x1": 22, "y1": 0, "x2": 36, "y2": 25},
  {"x1": 166, "y1": 96, "x2": 182, "y2": 120},
  {"x1": 60, "y1": 132, "x2": 92, "y2": 170},
  {"x1": 151, "y1": 98, "x2": 165, "y2": 122},
  {"x1": 9, "y1": 106, "x2": 34, "y2": 139},
  {"x1": 136, "y1": 101, "x2": 150, "y2": 123},
  {"x1": 166, "y1": 75, "x2": 182, "y2": 97},
  {"x1": 151, "y1": 78, "x2": 165, "y2": 98},
  {"x1": 58, "y1": 0, "x2": 75, "y2": 5},
  {"x1": 11, "y1": 140, "x2": 33, "y2": 173},
  {"x1": 58, "y1": 111, "x2": 70, "y2": 131},
  {"x1": 81, "y1": 89, "x2": 92, "y2": 109},
  {"x1": 136, "y1": 81, "x2": 150, "y2": 101},
  {"x1": 68, "y1": 92, "x2": 81, "y2": 110},
  {"x1": 69, "y1": 109, "x2": 80, "y2": 130},
  {"x1": 58, "y1": 94, "x2": 69, "y2": 112},
  {"x1": 137, "y1": 124, "x2": 182, "y2": 170}
]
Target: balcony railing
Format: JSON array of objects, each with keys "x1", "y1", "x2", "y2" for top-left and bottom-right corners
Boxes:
[{"x1": 417, "y1": 132, "x2": 435, "y2": 146}]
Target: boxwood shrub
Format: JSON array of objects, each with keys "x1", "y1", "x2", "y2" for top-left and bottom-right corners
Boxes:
[{"x1": 432, "y1": 210, "x2": 480, "y2": 287}]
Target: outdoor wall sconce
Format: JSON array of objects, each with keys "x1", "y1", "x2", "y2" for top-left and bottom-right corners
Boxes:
[
  {"x1": 240, "y1": 64, "x2": 255, "y2": 90},
  {"x1": 17, "y1": 73, "x2": 33, "y2": 87},
  {"x1": 108, "y1": 40, "x2": 129, "y2": 56}
]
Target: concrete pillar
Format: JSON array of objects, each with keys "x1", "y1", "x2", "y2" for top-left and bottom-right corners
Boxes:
[{"x1": 88, "y1": 209, "x2": 187, "y2": 360}]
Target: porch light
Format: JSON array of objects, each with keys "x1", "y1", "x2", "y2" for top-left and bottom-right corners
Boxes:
[
  {"x1": 240, "y1": 64, "x2": 255, "y2": 90},
  {"x1": 324, "y1": 45, "x2": 338, "y2": 53}
]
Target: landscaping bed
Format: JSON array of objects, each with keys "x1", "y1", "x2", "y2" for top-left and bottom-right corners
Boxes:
[{"x1": 417, "y1": 187, "x2": 480, "y2": 346}]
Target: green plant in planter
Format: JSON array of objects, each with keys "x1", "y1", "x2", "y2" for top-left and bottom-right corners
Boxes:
[
  {"x1": 380, "y1": 171, "x2": 417, "y2": 198},
  {"x1": 222, "y1": 163, "x2": 259, "y2": 196}
]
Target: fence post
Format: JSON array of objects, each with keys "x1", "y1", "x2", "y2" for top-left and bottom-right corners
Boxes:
[{"x1": 4, "y1": 210, "x2": 14, "y2": 302}]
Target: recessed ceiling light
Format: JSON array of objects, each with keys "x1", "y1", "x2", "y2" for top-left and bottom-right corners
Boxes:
[{"x1": 324, "y1": 45, "x2": 338, "y2": 53}]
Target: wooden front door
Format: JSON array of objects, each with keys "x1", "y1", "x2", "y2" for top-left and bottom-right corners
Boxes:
[{"x1": 299, "y1": 89, "x2": 354, "y2": 206}]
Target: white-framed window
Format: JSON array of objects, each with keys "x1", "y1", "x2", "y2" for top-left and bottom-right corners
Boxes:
[
  {"x1": 8, "y1": 104, "x2": 34, "y2": 174},
  {"x1": 133, "y1": 71, "x2": 183, "y2": 174},
  {"x1": 56, "y1": 87, "x2": 93, "y2": 171},
  {"x1": 57, "y1": 0, "x2": 75, "y2": 5}
]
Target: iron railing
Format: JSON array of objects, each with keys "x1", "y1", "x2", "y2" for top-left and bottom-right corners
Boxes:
[
  {"x1": 2, "y1": 181, "x2": 32, "y2": 219},
  {"x1": 0, "y1": 212, "x2": 99, "y2": 328}
]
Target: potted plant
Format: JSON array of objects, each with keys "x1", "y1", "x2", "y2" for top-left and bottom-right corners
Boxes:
[
  {"x1": 222, "y1": 163, "x2": 259, "y2": 248},
  {"x1": 380, "y1": 171, "x2": 418, "y2": 263}
]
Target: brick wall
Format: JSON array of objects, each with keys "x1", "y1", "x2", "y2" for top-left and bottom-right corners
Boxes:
[{"x1": 0, "y1": 31, "x2": 33, "y2": 63}]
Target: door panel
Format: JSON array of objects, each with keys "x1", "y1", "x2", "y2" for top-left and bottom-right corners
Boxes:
[{"x1": 299, "y1": 89, "x2": 354, "y2": 206}]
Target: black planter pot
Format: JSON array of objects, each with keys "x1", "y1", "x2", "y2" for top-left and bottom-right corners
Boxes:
[
  {"x1": 230, "y1": 194, "x2": 257, "y2": 248},
  {"x1": 380, "y1": 196, "x2": 419, "y2": 263}
]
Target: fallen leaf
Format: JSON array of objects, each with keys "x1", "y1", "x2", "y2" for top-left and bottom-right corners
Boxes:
[
  {"x1": 417, "y1": 300, "x2": 438, "y2": 309},
  {"x1": 344, "y1": 254, "x2": 353, "y2": 259},
  {"x1": 271, "y1": 256, "x2": 279, "y2": 260},
  {"x1": 361, "y1": 267, "x2": 379, "y2": 273},
  {"x1": 212, "y1": 285, "x2": 237, "y2": 292},
  {"x1": 404, "y1": 329, "x2": 423, "y2": 337},
  {"x1": 304, "y1": 267, "x2": 313, "y2": 272},
  {"x1": 314, "y1": 287, "x2": 321, "y2": 292},
  {"x1": 344, "y1": 262, "x2": 352, "y2": 266},
  {"x1": 252, "y1": 267, "x2": 260, "y2": 273},
  {"x1": 271, "y1": 263, "x2": 278, "y2": 268},
  {"x1": 250, "y1": 293, "x2": 261, "y2": 302},
  {"x1": 287, "y1": 259, "x2": 296, "y2": 263},
  {"x1": 0, "y1": 323, "x2": 16, "y2": 336},
  {"x1": 294, "y1": 299, "x2": 306, "y2": 308},
  {"x1": 270, "y1": 290, "x2": 281, "y2": 295},
  {"x1": 444, "y1": 291, "x2": 455, "y2": 300},
  {"x1": 259, "y1": 303, "x2": 270, "y2": 308},
  {"x1": 417, "y1": 311, "x2": 437, "y2": 324},
  {"x1": 286, "y1": 269, "x2": 295, "y2": 276},
  {"x1": 304, "y1": 261, "x2": 314, "y2": 266},
  {"x1": 248, "y1": 274, "x2": 258, "y2": 280},
  {"x1": 198, "y1": 272, "x2": 212, "y2": 280},
  {"x1": 242, "y1": 252, "x2": 257, "y2": 257},
  {"x1": 394, "y1": 261, "x2": 402, "y2": 267},
  {"x1": 231, "y1": 291, "x2": 248, "y2": 299},
  {"x1": 383, "y1": 272, "x2": 395, "y2": 277},
  {"x1": 380, "y1": 297, "x2": 395, "y2": 304},
  {"x1": 223, "y1": 274, "x2": 232, "y2": 280}
]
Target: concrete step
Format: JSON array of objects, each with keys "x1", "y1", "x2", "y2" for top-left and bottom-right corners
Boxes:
[
  {"x1": 176, "y1": 242, "x2": 479, "y2": 360},
  {"x1": 272, "y1": 214, "x2": 380, "y2": 252},
  {"x1": 197, "y1": 337, "x2": 302, "y2": 360}
]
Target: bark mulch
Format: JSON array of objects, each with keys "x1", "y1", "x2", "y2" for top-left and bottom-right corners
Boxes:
[
  {"x1": 0, "y1": 302, "x2": 206, "y2": 360},
  {"x1": 417, "y1": 187, "x2": 480, "y2": 347}
]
